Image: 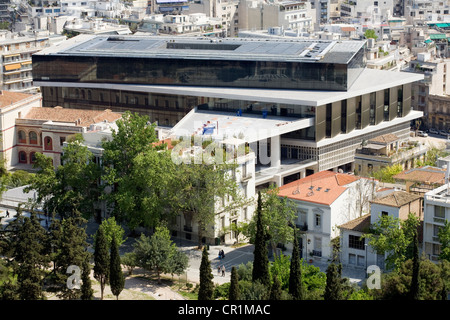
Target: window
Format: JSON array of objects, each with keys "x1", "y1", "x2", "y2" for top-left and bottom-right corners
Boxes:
[
  {"x1": 30, "y1": 152, "x2": 37, "y2": 164},
  {"x1": 349, "y1": 235, "x2": 365, "y2": 250},
  {"x1": 381, "y1": 211, "x2": 388, "y2": 217},
  {"x1": 18, "y1": 130, "x2": 26, "y2": 143},
  {"x1": 29, "y1": 131, "x2": 38, "y2": 144},
  {"x1": 60, "y1": 136, "x2": 66, "y2": 146},
  {"x1": 315, "y1": 214, "x2": 321, "y2": 227},
  {"x1": 44, "y1": 136, "x2": 53, "y2": 151},
  {"x1": 435, "y1": 206, "x2": 445, "y2": 218},
  {"x1": 19, "y1": 151, "x2": 27, "y2": 163}
]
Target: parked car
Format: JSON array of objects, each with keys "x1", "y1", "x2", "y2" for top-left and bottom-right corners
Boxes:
[
  {"x1": 439, "y1": 130, "x2": 448, "y2": 136},
  {"x1": 429, "y1": 128, "x2": 439, "y2": 134},
  {"x1": 417, "y1": 131, "x2": 428, "y2": 137}
]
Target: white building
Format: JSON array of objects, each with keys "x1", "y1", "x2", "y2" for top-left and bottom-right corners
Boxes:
[
  {"x1": 340, "y1": 190, "x2": 423, "y2": 270},
  {"x1": 423, "y1": 183, "x2": 450, "y2": 262},
  {"x1": 278, "y1": 171, "x2": 377, "y2": 261}
]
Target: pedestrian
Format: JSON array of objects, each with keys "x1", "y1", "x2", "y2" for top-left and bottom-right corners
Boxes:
[
  {"x1": 6, "y1": 210, "x2": 9, "y2": 218},
  {"x1": 218, "y1": 250, "x2": 221, "y2": 260},
  {"x1": 217, "y1": 266, "x2": 221, "y2": 275},
  {"x1": 221, "y1": 265, "x2": 225, "y2": 277}
]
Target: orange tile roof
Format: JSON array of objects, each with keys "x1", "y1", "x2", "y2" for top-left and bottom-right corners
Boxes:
[
  {"x1": 393, "y1": 166, "x2": 446, "y2": 184},
  {"x1": 0, "y1": 91, "x2": 35, "y2": 108},
  {"x1": 23, "y1": 107, "x2": 122, "y2": 127},
  {"x1": 339, "y1": 214, "x2": 371, "y2": 232},
  {"x1": 369, "y1": 133, "x2": 399, "y2": 144},
  {"x1": 278, "y1": 171, "x2": 360, "y2": 206},
  {"x1": 370, "y1": 191, "x2": 422, "y2": 207}
]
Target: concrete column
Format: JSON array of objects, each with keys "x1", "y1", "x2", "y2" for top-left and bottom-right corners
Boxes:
[
  {"x1": 270, "y1": 135, "x2": 280, "y2": 168},
  {"x1": 300, "y1": 170, "x2": 306, "y2": 179}
]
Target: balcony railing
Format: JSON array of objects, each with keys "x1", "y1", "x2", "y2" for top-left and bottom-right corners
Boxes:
[
  {"x1": 312, "y1": 250, "x2": 322, "y2": 257},
  {"x1": 433, "y1": 216, "x2": 446, "y2": 224},
  {"x1": 295, "y1": 223, "x2": 308, "y2": 231}
]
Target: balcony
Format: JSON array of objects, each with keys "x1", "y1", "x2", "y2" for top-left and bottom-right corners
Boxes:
[
  {"x1": 183, "y1": 225, "x2": 193, "y2": 232},
  {"x1": 433, "y1": 216, "x2": 446, "y2": 224},
  {"x1": 295, "y1": 223, "x2": 308, "y2": 231},
  {"x1": 312, "y1": 250, "x2": 322, "y2": 257}
]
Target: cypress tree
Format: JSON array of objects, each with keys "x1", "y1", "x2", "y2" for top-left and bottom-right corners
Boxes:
[
  {"x1": 252, "y1": 191, "x2": 270, "y2": 287},
  {"x1": 80, "y1": 258, "x2": 94, "y2": 300},
  {"x1": 229, "y1": 266, "x2": 240, "y2": 300},
  {"x1": 198, "y1": 246, "x2": 214, "y2": 300},
  {"x1": 94, "y1": 227, "x2": 109, "y2": 300},
  {"x1": 269, "y1": 274, "x2": 283, "y2": 300},
  {"x1": 109, "y1": 235, "x2": 125, "y2": 300},
  {"x1": 410, "y1": 228, "x2": 420, "y2": 300},
  {"x1": 15, "y1": 213, "x2": 47, "y2": 300},
  {"x1": 289, "y1": 230, "x2": 305, "y2": 300},
  {"x1": 324, "y1": 262, "x2": 344, "y2": 300},
  {"x1": 52, "y1": 217, "x2": 90, "y2": 299}
]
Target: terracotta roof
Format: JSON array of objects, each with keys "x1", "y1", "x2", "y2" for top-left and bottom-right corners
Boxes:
[
  {"x1": 370, "y1": 191, "x2": 422, "y2": 207},
  {"x1": 278, "y1": 171, "x2": 359, "y2": 206},
  {"x1": 369, "y1": 133, "x2": 399, "y2": 144},
  {"x1": 0, "y1": 91, "x2": 35, "y2": 108},
  {"x1": 393, "y1": 166, "x2": 446, "y2": 184},
  {"x1": 341, "y1": 26, "x2": 356, "y2": 32},
  {"x1": 339, "y1": 214, "x2": 371, "y2": 232},
  {"x1": 23, "y1": 107, "x2": 122, "y2": 127}
]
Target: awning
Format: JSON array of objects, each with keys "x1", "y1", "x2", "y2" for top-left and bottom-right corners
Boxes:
[
  {"x1": 429, "y1": 33, "x2": 447, "y2": 40},
  {"x1": 3, "y1": 53, "x2": 20, "y2": 58},
  {"x1": 424, "y1": 39, "x2": 432, "y2": 44},
  {"x1": 4, "y1": 63, "x2": 21, "y2": 71},
  {"x1": 436, "y1": 23, "x2": 449, "y2": 28},
  {"x1": 21, "y1": 61, "x2": 32, "y2": 65}
]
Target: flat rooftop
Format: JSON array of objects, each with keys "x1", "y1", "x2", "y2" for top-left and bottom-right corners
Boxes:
[
  {"x1": 35, "y1": 34, "x2": 366, "y2": 64},
  {"x1": 170, "y1": 109, "x2": 314, "y2": 143}
]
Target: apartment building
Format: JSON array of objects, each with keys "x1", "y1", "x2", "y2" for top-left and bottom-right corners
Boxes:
[
  {"x1": 354, "y1": 133, "x2": 428, "y2": 176},
  {"x1": 423, "y1": 182, "x2": 450, "y2": 262},
  {"x1": 0, "y1": 91, "x2": 42, "y2": 169},
  {"x1": 278, "y1": 171, "x2": 377, "y2": 261},
  {"x1": 14, "y1": 106, "x2": 121, "y2": 169},
  {"x1": 340, "y1": 190, "x2": 423, "y2": 270},
  {"x1": 0, "y1": 31, "x2": 50, "y2": 92}
]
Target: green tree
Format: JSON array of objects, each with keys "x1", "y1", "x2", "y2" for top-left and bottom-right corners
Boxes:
[
  {"x1": 25, "y1": 137, "x2": 101, "y2": 220},
  {"x1": 109, "y1": 236, "x2": 125, "y2": 300},
  {"x1": 374, "y1": 258, "x2": 445, "y2": 300},
  {"x1": 324, "y1": 262, "x2": 345, "y2": 300},
  {"x1": 132, "y1": 226, "x2": 188, "y2": 283},
  {"x1": 371, "y1": 163, "x2": 403, "y2": 183},
  {"x1": 409, "y1": 228, "x2": 420, "y2": 300},
  {"x1": 364, "y1": 29, "x2": 378, "y2": 40},
  {"x1": 438, "y1": 220, "x2": 450, "y2": 262},
  {"x1": 288, "y1": 230, "x2": 305, "y2": 300},
  {"x1": 172, "y1": 160, "x2": 246, "y2": 247},
  {"x1": 101, "y1": 111, "x2": 160, "y2": 228},
  {"x1": 269, "y1": 273, "x2": 283, "y2": 300},
  {"x1": 252, "y1": 191, "x2": 271, "y2": 288},
  {"x1": 229, "y1": 266, "x2": 240, "y2": 300},
  {"x1": 80, "y1": 259, "x2": 94, "y2": 300},
  {"x1": 198, "y1": 246, "x2": 214, "y2": 300},
  {"x1": 93, "y1": 217, "x2": 126, "y2": 250},
  {"x1": 363, "y1": 213, "x2": 420, "y2": 270},
  {"x1": 94, "y1": 227, "x2": 110, "y2": 300},
  {"x1": 54, "y1": 216, "x2": 91, "y2": 300},
  {"x1": 246, "y1": 186, "x2": 296, "y2": 256},
  {"x1": 121, "y1": 252, "x2": 137, "y2": 276},
  {"x1": 15, "y1": 213, "x2": 47, "y2": 300}
]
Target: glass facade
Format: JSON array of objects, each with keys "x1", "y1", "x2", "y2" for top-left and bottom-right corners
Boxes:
[{"x1": 32, "y1": 52, "x2": 363, "y2": 91}]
